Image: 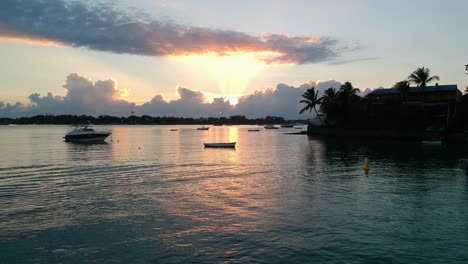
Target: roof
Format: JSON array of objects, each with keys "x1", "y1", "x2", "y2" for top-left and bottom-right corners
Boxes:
[{"x1": 367, "y1": 85, "x2": 459, "y2": 96}]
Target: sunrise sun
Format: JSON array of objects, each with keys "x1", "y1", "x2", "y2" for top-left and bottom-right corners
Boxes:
[{"x1": 168, "y1": 51, "x2": 279, "y2": 100}]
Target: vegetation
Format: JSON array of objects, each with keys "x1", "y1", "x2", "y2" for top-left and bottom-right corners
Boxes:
[
  {"x1": 0, "y1": 115, "x2": 292, "y2": 125},
  {"x1": 407, "y1": 67, "x2": 440, "y2": 87},
  {"x1": 299, "y1": 66, "x2": 468, "y2": 133},
  {"x1": 300, "y1": 82, "x2": 365, "y2": 128},
  {"x1": 299, "y1": 87, "x2": 323, "y2": 125},
  {"x1": 393, "y1": 80, "x2": 411, "y2": 102}
]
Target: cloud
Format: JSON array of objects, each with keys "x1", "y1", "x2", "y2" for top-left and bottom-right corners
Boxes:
[
  {"x1": 0, "y1": 0, "x2": 346, "y2": 64},
  {"x1": 0, "y1": 73, "x2": 351, "y2": 119},
  {"x1": 0, "y1": 73, "x2": 136, "y2": 117},
  {"x1": 139, "y1": 86, "x2": 233, "y2": 117},
  {"x1": 328, "y1": 57, "x2": 378, "y2": 66}
]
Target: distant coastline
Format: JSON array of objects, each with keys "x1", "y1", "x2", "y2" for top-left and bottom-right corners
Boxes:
[{"x1": 0, "y1": 114, "x2": 304, "y2": 126}]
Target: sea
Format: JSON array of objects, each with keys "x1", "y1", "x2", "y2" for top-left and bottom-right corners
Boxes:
[{"x1": 0, "y1": 125, "x2": 467, "y2": 263}]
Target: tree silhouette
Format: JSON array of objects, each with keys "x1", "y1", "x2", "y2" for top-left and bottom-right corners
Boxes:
[
  {"x1": 299, "y1": 87, "x2": 323, "y2": 125},
  {"x1": 408, "y1": 67, "x2": 439, "y2": 88},
  {"x1": 393, "y1": 80, "x2": 411, "y2": 102}
]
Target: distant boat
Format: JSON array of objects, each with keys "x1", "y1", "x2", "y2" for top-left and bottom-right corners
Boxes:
[
  {"x1": 248, "y1": 129, "x2": 260, "y2": 132},
  {"x1": 197, "y1": 126, "x2": 209, "y2": 130},
  {"x1": 264, "y1": 125, "x2": 279, "y2": 129},
  {"x1": 64, "y1": 125, "x2": 111, "y2": 142},
  {"x1": 422, "y1": 140, "x2": 442, "y2": 145},
  {"x1": 170, "y1": 129, "x2": 178, "y2": 131},
  {"x1": 422, "y1": 126, "x2": 443, "y2": 145},
  {"x1": 204, "y1": 142, "x2": 236, "y2": 148},
  {"x1": 280, "y1": 124, "x2": 294, "y2": 128}
]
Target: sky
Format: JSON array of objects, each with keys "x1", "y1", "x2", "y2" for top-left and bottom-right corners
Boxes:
[{"x1": 0, "y1": 0, "x2": 467, "y2": 118}]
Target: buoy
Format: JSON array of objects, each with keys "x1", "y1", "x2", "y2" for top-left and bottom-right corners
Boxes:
[{"x1": 363, "y1": 158, "x2": 370, "y2": 174}]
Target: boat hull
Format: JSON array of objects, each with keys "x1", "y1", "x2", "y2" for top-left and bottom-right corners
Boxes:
[
  {"x1": 204, "y1": 142, "x2": 236, "y2": 148},
  {"x1": 421, "y1": 140, "x2": 442, "y2": 145},
  {"x1": 64, "y1": 133, "x2": 111, "y2": 142}
]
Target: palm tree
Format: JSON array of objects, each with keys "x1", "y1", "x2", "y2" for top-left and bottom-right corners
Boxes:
[
  {"x1": 340, "y1": 81, "x2": 360, "y2": 95},
  {"x1": 393, "y1": 80, "x2": 411, "y2": 102},
  {"x1": 408, "y1": 67, "x2": 439, "y2": 105},
  {"x1": 338, "y1": 81, "x2": 360, "y2": 111},
  {"x1": 299, "y1": 87, "x2": 323, "y2": 125},
  {"x1": 407, "y1": 67, "x2": 439, "y2": 88},
  {"x1": 320, "y1": 87, "x2": 339, "y2": 125}
]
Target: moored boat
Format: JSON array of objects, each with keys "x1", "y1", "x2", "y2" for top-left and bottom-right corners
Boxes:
[
  {"x1": 248, "y1": 129, "x2": 260, "y2": 132},
  {"x1": 204, "y1": 142, "x2": 236, "y2": 148},
  {"x1": 197, "y1": 126, "x2": 209, "y2": 130},
  {"x1": 64, "y1": 126, "x2": 111, "y2": 142},
  {"x1": 422, "y1": 140, "x2": 442, "y2": 145},
  {"x1": 264, "y1": 125, "x2": 278, "y2": 129}
]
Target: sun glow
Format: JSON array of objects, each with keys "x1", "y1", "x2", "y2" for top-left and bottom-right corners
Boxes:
[
  {"x1": 168, "y1": 51, "x2": 279, "y2": 99},
  {"x1": 227, "y1": 97, "x2": 239, "y2": 106},
  {"x1": 0, "y1": 36, "x2": 65, "y2": 47}
]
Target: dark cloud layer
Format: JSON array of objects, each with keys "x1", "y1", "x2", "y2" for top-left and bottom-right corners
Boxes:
[
  {"x1": 0, "y1": 73, "x2": 351, "y2": 119},
  {"x1": 0, "y1": 0, "x2": 343, "y2": 64}
]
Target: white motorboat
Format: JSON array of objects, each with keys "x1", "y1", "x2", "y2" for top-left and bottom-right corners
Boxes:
[
  {"x1": 204, "y1": 142, "x2": 236, "y2": 148},
  {"x1": 64, "y1": 126, "x2": 111, "y2": 142}
]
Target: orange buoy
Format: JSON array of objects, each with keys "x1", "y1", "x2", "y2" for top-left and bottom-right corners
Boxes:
[{"x1": 363, "y1": 158, "x2": 370, "y2": 174}]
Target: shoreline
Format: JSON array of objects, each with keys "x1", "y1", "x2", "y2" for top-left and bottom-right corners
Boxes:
[{"x1": 307, "y1": 125, "x2": 467, "y2": 142}]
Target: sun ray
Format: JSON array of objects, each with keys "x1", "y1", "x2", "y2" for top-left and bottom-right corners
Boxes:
[{"x1": 168, "y1": 51, "x2": 278, "y2": 99}]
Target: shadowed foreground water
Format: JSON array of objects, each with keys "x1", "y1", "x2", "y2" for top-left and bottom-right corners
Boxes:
[{"x1": 0, "y1": 125, "x2": 467, "y2": 263}]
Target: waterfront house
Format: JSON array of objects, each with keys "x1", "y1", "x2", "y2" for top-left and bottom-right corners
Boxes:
[
  {"x1": 366, "y1": 84, "x2": 461, "y2": 104},
  {"x1": 366, "y1": 84, "x2": 461, "y2": 129}
]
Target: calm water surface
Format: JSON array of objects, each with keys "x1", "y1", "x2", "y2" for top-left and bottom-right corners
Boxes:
[{"x1": 0, "y1": 125, "x2": 467, "y2": 263}]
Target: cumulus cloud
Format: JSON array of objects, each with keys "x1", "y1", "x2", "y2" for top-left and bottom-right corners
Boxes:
[
  {"x1": 0, "y1": 73, "x2": 353, "y2": 119},
  {"x1": 231, "y1": 80, "x2": 342, "y2": 119},
  {"x1": 0, "y1": 0, "x2": 347, "y2": 64},
  {"x1": 0, "y1": 73, "x2": 135, "y2": 117},
  {"x1": 139, "y1": 85, "x2": 233, "y2": 117}
]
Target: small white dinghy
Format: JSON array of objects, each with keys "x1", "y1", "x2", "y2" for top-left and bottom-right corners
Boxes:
[{"x1": 204, "y1": 142, "x2": 236, "y2": 148}]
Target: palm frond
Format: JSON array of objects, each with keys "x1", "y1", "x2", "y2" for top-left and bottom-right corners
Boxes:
[
  {"x1": 299, "y1": 105, "x2": 311, "y2": 114},
  {"x1": 427, "y1": 75, "x2": 440, "y2": 83}
]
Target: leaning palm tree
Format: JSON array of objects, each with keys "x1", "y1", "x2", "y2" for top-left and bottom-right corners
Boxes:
[
  {"x1": 407, "y1": 67, "x2": 439, "y2": 88},
  {"x1": 393, "y1": 80, "x2": 411, "y2": 102},
  {"x1": 299, "y1": 87, "x2": 323, "y2": 125}
]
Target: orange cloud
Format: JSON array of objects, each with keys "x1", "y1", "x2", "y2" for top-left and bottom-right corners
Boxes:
[{"x1": 0, "y1": 0, "x2": 343, "y2": 64}]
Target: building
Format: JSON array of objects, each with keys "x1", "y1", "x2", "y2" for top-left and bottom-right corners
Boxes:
[
  {"x1": 366, "y1": 85, "x2": 462, "y2": 129},
  {"x1": 366, "y1": 84, "x2": 461, "y2": 104}
]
